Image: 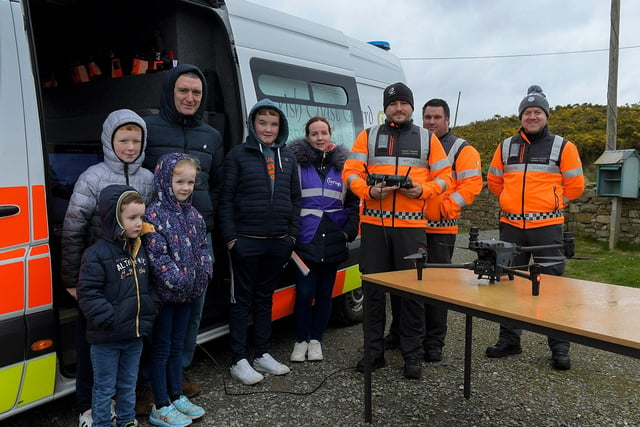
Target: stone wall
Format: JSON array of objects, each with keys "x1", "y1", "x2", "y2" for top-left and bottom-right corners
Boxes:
[{"x1": 459, "y1": 183, "x2": 640, "y2": 245}]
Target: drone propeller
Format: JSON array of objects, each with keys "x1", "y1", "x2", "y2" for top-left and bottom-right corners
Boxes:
[
  {"x1": 533, "y1": 261, "x2": 565, "y2": 268},
  {"x1": 403, "y1": 247, "x2": 426, "y2": 260},
  {"x1": 535, "y1": 255, "x2": 597, "y2": 262},
  {"x1": 508, "y1": 261, "x2": 564, "y2": 270}
]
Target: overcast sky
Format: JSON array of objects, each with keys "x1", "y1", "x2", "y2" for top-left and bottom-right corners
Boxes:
[{"x1": 252, "y1": 0, "x2": 640, "y2": 126}]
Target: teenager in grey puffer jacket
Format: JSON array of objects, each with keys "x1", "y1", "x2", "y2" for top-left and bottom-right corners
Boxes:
[{"x1": 61, "y1": 109, "x2": 154, "y2": 291}]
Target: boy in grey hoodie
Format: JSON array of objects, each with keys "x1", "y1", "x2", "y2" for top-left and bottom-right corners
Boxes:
[{"x1": 61, "y1": 109, "x2": 154, "y2": 426}]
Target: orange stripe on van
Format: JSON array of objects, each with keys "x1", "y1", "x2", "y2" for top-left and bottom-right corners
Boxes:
[
  {"x1": 31, "y1": 185, "x2": 49, "y2": 241},
  {"x1": 0, "y1": 260, "x2": 25, "y2": 314},
  {"x1": 28, "y1": 254, "x2": 52, "y2": 308},
  {"x1": 0, "y1": 248, "x2": 26, "y2": 262},
  {"x1": 332, "y1": 269, "x2": 346, "y2": 297},
  {"x1": 271, "y1": 286, "x2": 296, "y2": 321},
  {"x1": 29, "y1": 244, "x2": 49, "y2": 256},
  {"x1": 0, "y1": 187, "x2": 29, "y2": 248}
]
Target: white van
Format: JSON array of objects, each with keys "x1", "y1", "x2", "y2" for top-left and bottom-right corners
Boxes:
[{"x1": 0, "y1": 0, "x2": 405, "y2": 419}]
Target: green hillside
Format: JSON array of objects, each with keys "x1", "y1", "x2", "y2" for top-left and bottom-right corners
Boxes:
[{"x1": 454, "y1": 103, "x2": 640, "y2": 179}]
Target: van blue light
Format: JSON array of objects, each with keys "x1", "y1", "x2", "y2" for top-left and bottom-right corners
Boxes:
[{"x1": 368, "y1": 41, "x2": 391, "y2": 51}]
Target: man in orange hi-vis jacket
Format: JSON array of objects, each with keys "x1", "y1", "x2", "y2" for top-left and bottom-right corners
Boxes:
[
  {"x1": 486, "y1": 85, "x2": 584, "y2": 370},
  {"x1": 343, "y1": 82, "x2": 452, "y2": 380},
  {"x1": 421, "y1": 98, "x2": 483, "y2": 363}
]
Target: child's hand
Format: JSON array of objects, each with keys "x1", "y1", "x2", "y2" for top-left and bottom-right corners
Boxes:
[{"x1": 66, "y1": 288, "x2": 78, "y2": 300}]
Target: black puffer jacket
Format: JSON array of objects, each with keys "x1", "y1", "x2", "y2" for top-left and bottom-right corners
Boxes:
[
  {"x1": 218, "y1": 99, "x2": 301, "y2": 243},
  {"x1": 143, "y1": 64, "x2": 224, "y2": 232},
  {"x1": 77, "y1": 185, "x2": 160, "y2": 345},
  {"x1": 288, "y1": 139, "x2": 360, "y2": 264}
]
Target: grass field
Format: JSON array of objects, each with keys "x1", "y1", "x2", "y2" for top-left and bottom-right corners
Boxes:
[{"x1": 564, "y1": 235, "x2": 640, "y2": 288}]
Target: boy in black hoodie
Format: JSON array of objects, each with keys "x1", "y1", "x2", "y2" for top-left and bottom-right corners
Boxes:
[
  {"x1": 218, "y1": 99, "x2": 301, "y2": 385},
  {"x1": 77, "y1": 185, "x2": 159, "y2": 427}
]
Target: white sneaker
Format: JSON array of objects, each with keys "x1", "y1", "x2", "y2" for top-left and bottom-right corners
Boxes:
[
  {"x1": 290, "y1": 341, "x2": 308, "y2": 362},
  {"x1": 230, "y1": 359, "x2": 264, "y2": 385},
  {"x1": 307, "y1": 340, "x2": 323, "y2": 361},
  {"x1": 253, "y1": 353, "x2": 291, "y2": 375},
  {"x1": 79, "y1": 409, "x2": 93, "y2": 427},
  {"x1": 110, "y1": 399, "x2": 117, "y2": 427}
]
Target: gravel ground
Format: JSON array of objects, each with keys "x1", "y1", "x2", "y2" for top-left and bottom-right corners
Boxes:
[{"x1": 5, "y1": 230, "x2": 640, "y2": 426}]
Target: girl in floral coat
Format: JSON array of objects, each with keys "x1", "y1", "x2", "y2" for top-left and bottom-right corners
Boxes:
[{"x1": 142, "y1": 152, "x2": 212, "y2": 426}]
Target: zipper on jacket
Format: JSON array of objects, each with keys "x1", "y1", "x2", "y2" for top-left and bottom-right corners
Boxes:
[
  {"x1": 132, "y1": 256, "x2": 141, "y2": 338},
  {"x1": 520, "y1": 143, "x2": 529, "y2": 229}
]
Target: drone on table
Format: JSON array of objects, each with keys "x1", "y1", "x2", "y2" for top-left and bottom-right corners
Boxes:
[{"x1": 405, "y1": 227, "x2": 576, "y2": 296}]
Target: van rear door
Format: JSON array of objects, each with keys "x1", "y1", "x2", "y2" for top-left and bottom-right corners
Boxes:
[{"x1": 0, "y1": 0, "x2": 57, "y2": 417}]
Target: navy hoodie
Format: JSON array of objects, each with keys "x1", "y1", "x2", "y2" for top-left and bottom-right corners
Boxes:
[
  {"x1": 143, "y1": 64, "x2": 224, "y2": 232},
  {"x1": 218, "y1": 99, "x2": 301, "y2": 243},
  {"x1": 77, "y1": 185, "x2": 160, "y2": 344}
]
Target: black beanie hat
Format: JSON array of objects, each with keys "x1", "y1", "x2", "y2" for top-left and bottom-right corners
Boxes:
[
  {"x1": 518, "y1": 85, "x2": 550, "y2": 118},
  {"x1": 383, "y1": 82, "x2": 414, "y2": 110}
]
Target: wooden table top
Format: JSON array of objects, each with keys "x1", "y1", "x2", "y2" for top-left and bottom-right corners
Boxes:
[{"x1": 362, "y1": 268, "x2": 640, "y2": 351}]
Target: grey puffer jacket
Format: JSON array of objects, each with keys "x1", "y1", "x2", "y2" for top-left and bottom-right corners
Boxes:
[{"x1": 61, "y1": 109, "x2": 154, "y2": 289}]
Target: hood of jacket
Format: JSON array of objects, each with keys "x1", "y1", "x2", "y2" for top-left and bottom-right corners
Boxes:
[
  {"x1": 98, "y1": 184, "x2": 140, "y2": 241},
  {"x1": 153, "y1": 152, "x2": 194, "y2": 213},
  {"x1": 246, "y1": 99, "x2": 289, "y2": 148},
  {"x1": 288, "y1": 138, "x2": 348, "y2": 171},
  {"x1": 101, "y1": 109, "x2": 148, "y2": 176},
  {"x1": 158, "y1": 64, "x2": 208, "y2": 128}
]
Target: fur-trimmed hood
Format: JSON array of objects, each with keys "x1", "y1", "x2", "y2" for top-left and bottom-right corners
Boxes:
[{"x1": 288, "y1": 138, "x2": 349, "y2": 171}]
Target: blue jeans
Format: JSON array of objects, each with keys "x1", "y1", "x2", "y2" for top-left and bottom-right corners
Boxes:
[
  {"x1": 151, "y1": 302, "x2": 191, "y2": 407},
  {"x1": 183, "y1": 233, "x2": 214, "y2": 369},
  {"x1": 90, "y1": 338, "x2": 143, "y2": 427},
  {"x1": 294, "y1": 261, "x2": 337, "y2": 342}
]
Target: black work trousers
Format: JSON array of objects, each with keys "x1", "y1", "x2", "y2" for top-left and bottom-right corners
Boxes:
[
  {"x1": 389, "y1": 233, "x2": 455, "y2": 349},
  {"x1": 497, "y1": 223, "x2": 570, "y2": 353},
  {"x1": 360, "y1": 223, "x2": 426, "y2": 362},
  {"x1": 423, "y1": 232, "x2": 456, "y2": 349}
]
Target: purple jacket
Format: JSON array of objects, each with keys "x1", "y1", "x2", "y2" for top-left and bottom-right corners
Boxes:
[{"x1": 142, "y1": 152, "x2": 213, "y2": 303}]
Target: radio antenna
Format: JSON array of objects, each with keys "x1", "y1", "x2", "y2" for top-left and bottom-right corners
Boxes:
[{"x1": 452, "y1": 91, "x2": 461, "y2": 129}]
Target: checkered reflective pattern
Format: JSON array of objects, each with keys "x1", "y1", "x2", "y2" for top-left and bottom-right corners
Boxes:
[
  {"x1": 427, "y1": 219, "x2": 458, "y2": 228},
  {"x1": 501, "y1": 210, "x2": 563, "y2": 221},
  {"x1": 363, "y1": 208, "x2": 425, "y2": 220}
]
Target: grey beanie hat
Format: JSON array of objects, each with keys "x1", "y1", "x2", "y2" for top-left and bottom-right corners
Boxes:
[
  {"x1": 518, "y1": 85, "x2": 550, "y2": 118},
  {"x1": 383, "y1": 82, "x2": 414, "y2": 110}
]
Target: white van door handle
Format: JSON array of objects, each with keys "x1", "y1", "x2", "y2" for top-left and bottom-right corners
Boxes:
[{"x1": 0, "y1": 205, "x2": 20, "y2": 217}]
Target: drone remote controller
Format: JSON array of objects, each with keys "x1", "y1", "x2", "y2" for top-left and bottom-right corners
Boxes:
[{"x1": 364, "y1": 165, "x2": 413, "y2": 189}]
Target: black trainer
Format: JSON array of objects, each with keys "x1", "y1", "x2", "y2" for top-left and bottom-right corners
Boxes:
[
  {"x1": 424, "y1": 345, "x2": 443, "y2": 362},
  {"x1": 485, "y1": 341, "x2": 522, "y2": 358},
  {"x1": 551, "y1": 351, "x2": 571, "y2": 370},
  {"x1": 403, "y1": 357, "x2": 422, "y2": 380},
  {"x1": 356, "y1": 356, "x2": 386, "y2": 373},
  {"x1": 383, "y1": 333, "x2": 400, "y2": 350}
]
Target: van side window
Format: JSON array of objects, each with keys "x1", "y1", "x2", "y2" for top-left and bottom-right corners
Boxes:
[{"x1": 251, "y1": 58, "x2": 362, "y2": 149}]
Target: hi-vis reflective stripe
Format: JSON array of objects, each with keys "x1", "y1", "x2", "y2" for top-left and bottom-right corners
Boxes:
[
  {"x1": 300, "y1": 208, "x2": 344, "y2": 218},
  {"x1": 367, "y1": 125, "x2": 431, "y2": 168},
  {"x1": 0, "y1": 187, "x2": 29, "y2": 248},
  {"x1": 270, "y1": 263, "x2": 361, "y2": 321},
  {"x1": 447, "y1": 138, "x2": 467, "y2": 179},
  {"x1": 31, "y1": 185, "x2": 48, "y2": 241},
  {"x1": 0, "y1": 248, "x2": 25, "y2": 314},
  {"x1": 0, "y1": 184, "x2": 51, "y2": 314},
  {"x1": 500, "y1": 135, "x2": 563, "y2": 169},
  {"x1": 28, "y1": 244, "x2": 52, "y2": 309},
  {"x1": 0, "y1": 353, "x2": 57, "y2": 412}
]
